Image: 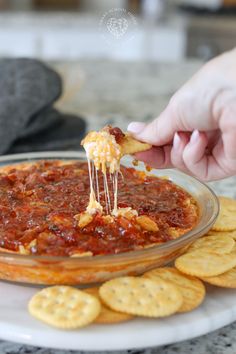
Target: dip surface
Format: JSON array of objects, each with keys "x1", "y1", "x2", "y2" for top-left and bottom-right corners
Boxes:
[{"x1": 0, "y1": 160, "x2": 198, "y2": 256}]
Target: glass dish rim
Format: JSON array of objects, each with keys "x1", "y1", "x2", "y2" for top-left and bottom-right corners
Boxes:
[{"x1": 0, "y1": 151, "x2": 219, "y2": 263}]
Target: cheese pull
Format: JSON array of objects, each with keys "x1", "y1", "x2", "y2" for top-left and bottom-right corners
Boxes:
[
  {"x1": 81, "y1": 126, "x2": 151, "y2": 216},
  {"x1": 81, "y1": 126, "x2": 151, "y2": 175}
]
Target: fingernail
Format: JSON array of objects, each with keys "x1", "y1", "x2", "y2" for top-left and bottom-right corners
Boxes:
[
  {"x1": 127, "y1": 122, "x2": 146, "y2": 134},
  {"x1": 173, "y1": 132, "x2": 181, "y2": 150},
  {"x1": 190, "y1": 130, "x2": 200, "y2": 144}
]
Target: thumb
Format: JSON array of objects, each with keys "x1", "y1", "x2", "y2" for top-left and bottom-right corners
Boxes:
[{"x1": 128, "y1": 103, "x2": 180, "y2": 146}]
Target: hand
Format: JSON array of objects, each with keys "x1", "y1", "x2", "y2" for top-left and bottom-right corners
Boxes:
[{"x1": 128, "y1": 48, "x2": 236, "y2": 181}]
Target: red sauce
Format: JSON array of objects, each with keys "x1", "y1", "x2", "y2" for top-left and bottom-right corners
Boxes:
[
  {"x1": 104, "y1": 125, "x2": 125, "y2": 144},
  {"x1": 0, "y1": 161, "x2": 198, "y2": 256}
]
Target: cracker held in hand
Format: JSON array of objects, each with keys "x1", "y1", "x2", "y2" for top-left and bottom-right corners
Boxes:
[
  {"x1": 201, "y1": 267, "x2": 236, "y2": 288},
  {"x1": 175, "y1": 250, "x2": 236, "y2": 277},
  {"x1": 120, "y1": 133, "x2": 151, "y2": 155},
  {"x1": 143, "y1": 267, "x2": 205, "y2": 313},
  {"x1": 84, "y1": 287, "x2": 133, "y2": 324},
  {"x1": 99, "y1": 276, "x2": 183, "y2": 318},
  {"x1": 212, "y1": 196, "x2": 236, "y2": 231},
  {"x1": 187, "y1": 235, "x2": 235, "y2": 255},
  {"x1": 82, "y1": 126, "x2": 151, "y2": 171},
  {"x1": 28, "y1": 286, "x2": 101, "y2": 329}
]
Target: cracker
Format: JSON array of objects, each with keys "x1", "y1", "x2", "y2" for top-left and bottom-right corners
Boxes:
[
  {"x1": 204, "y1": 230, "x2": 223, "y2": 237},
  {"x1": 99, "y1": 276, "x2": 183, "y2": 318},
  {"x1": 187, "y1": 235, "x2": 234, "y2": 254},
  {"x1": 212, "y1": 196, "x2": 236, "y2": 231},
  {"x1": 175, "y1": 249, "x2": 236, "y2": 277},
  {"x1": 219, "y1": 196, "x2": 236, "y2": 210},
  {"x1": 120, "y1": 134, "x2": 151, "y2": 155},
  {"x1": 143, "y1": 267, "x2": 205, "y2": 312},
  {"x1": 204, "y1": 230, "x2": 236, "y2": 240},
  {"x1": 208, "y1": 230, "x2": 236, "y2": 240},
  {"x1": 226, "y1": 230, "x2": 236, "y2": 240},
  {"x1": 28, "y1": 286, "x2": 101, "y2": 329},
  {"x1": 84, "y1": 287, "x2": 133, "y2": 324},
  {"x1": 201, "y1": 267, "x2": 236, "y2": 288}
]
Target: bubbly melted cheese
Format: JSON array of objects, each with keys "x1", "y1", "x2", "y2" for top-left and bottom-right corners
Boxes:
[
  {"x1": 82, "y1": 130, "x2": 122, "y2": 215},
  {"x1": 82, "y1": 130, "x2": 141, "y2": 219},
  {"x1": 112, "y1": 207, "x2": 138, "y2": 218},
  {"x1": 86, "y1": 189, "x2": 103, "y2": 215},
  {"x1": 82, "y1": 131, "x2": 122, "y2": 174}
]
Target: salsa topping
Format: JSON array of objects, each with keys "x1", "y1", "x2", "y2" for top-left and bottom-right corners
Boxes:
[
  {"x1": 104, "y1": 125, "x2": 125, "y2": 144},
  {"x1": 0, "y1": 161, "x2": 198, "y2": 256}
]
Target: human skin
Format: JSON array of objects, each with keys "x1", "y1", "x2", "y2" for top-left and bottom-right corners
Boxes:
[{"x1": 128, "y1": 48, "x2": 236, "y2": 182}]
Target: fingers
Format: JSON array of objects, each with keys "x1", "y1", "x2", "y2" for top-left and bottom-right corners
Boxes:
[
  {"x1": 175, "y1": 130, "x2": 225, "y2": 181},
  {"x1": 128, "y1": 103, "x2": 180, "y2": 146},
  {"x1": 180, "y1": 130, "x2": 209, "y2": 179},
  {"x1": 134, "y1": 131, "x2": 209, "y2": 176},
  {"x1": 135, "y1": 145, "x2": 172, "y2": 169},
  {"x1": 171, "y1": 132, "x2": 190, "y2": 172},
  {"x1": 134, "y1": 129, "x2": 233, "y2": 181},
  {"x1": 221, "y1": 103, "x2": 236, "y2": 160}
]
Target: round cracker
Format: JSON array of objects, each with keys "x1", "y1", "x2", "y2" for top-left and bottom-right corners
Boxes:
[
  {"x1": 205, "y1": 230, "x2": 236, "y2": 240},
  {"x1": 219, "y1": 196, "x2": 236, "y2": 210},
  {"x1": 212, "y1": 196, "x2": 236, "y2": 231},
  {"x1": 175, "y1": 249, "x2": 236, "y2": 277},
  {"x1": 28, "y1": 286, "x2": 101, "y2": 329},
  {"x1": 84, "y1": 287, "x2": 133, "y2": 324},
  {"x1": 220, "y1": 230, "x2": 236, "y2": 240},
  {"x1": 143, "y1": 267, "x2": 205, "y2": 313},
  {"x1": 201, "y1": 267, "x2": 236, "y2": 288},
  {"x1": 204, "y1": 230, "x2": 225, "y2": 237},
  {"x1": 99, "y1": 276, "x2": 183, "y2": 318},
  {"x1": 187, "y1": 235, "x2": 234, "y2": 254}
]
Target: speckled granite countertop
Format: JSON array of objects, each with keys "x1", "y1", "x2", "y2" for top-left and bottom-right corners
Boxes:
[{"x1": 1, "y1": 60, "x2": 236, "y2": 354}]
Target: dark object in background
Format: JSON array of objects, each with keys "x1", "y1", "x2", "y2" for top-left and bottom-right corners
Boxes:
[
  {"x1": 10, "y1": 110, "x2": 86, "y2": 153},
  {"x1": 0, "y1": 58, "x2": 86, "y2": 155}
]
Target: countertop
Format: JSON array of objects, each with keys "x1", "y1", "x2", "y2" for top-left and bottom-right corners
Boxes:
[{"x1": 1, "y1": 59, "x2": 236, "y2": 354}]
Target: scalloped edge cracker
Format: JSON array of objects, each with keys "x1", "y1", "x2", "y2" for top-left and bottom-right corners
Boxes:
[
  {"x1": 201, "y1": 267, "x2": 236, "y2": 288},
  {"x1": 187, "y1": 235, "x2": 234, "y2": 254},
  {"x1": 99, "y1": 276, "x2": 183, "y2": 318},
  {"x1": 28, "y1": 286, "x2": 101, "y2": 329},
  {"x1": 175, "y1": 249, "x2": 236, "y2": 277},
  {"x1": 143, "y1": 267, "x2": 205, "y2": 313},
  {"x1": 212, "y1": 196, "x2": 236, "y2": 231},
  {"x1": 120, "y1": 134, "x2": 151, "y2": 155},
  {"x1": 84, "y1": 287, "x2": 133, "y2": 324}
]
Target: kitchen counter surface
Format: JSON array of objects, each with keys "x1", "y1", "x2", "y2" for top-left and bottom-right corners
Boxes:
[{"x1": 1, "y1": 59, "x2": 236, "y2": 354}]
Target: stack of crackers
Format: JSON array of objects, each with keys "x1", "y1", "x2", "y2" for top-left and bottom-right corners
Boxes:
[{"x1": 28, "y1": 196, "x2": 236, "y2": 330}]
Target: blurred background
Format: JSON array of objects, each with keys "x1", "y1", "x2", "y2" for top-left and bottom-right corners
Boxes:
[
  {"x1": 0, "y1": 0, "x2": 235, "y2": 61},
  {"x1": 0, "y1": 0, "x2": 236, "y2": 155}
]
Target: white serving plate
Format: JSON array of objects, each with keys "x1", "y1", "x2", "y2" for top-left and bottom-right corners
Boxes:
[{"x1": 1, "y1": 281, "x2": 236, "y2": 351}]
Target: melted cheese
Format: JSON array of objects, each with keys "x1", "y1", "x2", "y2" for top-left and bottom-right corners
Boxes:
[
  {"x1": 112, "y1": 207, "x2": 138, "y2": 219},
  {"x1": 81, "y1": 129, "x2": 149, "y2": 222},
  {"x1": 81, "y1": 129, "x2": 143, "y2": 218},
  {"x1": 82, "y1": 130, "x2": 123, "y2": 215},
  {"x1": 86, "y1": 189, "x2": 103, "y2": 215},
  {"x1": 82, "y1": 131, "x2": 122, "y2": 174},
  {"x1": 86, "y1": 158, "x2": 103, "y2": 215}
]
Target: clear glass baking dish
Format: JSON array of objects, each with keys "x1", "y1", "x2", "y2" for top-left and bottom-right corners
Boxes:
[{"x1": 0, "y1": 151, "x2": 219, "y2": 286}]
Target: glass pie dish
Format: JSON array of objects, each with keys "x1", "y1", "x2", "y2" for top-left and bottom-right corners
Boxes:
[{"x1": 0, "y1": 151, "x2": 219, "y2": 286}]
